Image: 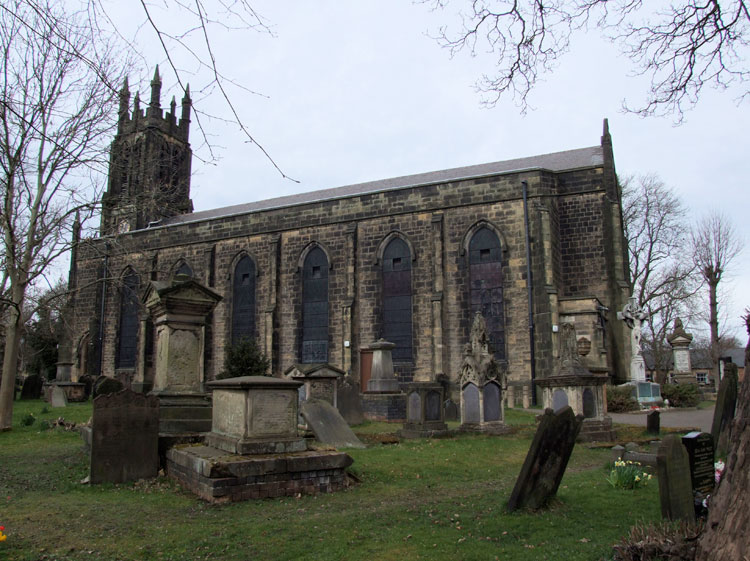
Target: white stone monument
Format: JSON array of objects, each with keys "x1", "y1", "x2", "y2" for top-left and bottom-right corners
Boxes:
[{"x1": 617, "y1": 296, "x2": 649, "y2": 382}]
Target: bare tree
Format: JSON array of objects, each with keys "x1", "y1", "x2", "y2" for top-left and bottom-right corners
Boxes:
[
  {"x1": 427, "y1": 1, "x2": 750, "y2": 119},
  {"x1": 692, "y1": 211, "x2": 744, "y2": 390},
  {"x1": 621, "y1": 174, "x2": 701, "y2": 383},
  {"x1": 0, "y1": 0, "x2": 127, "y2": 430},
  {"x1": 2, "y1": 0, "x2": 293, "y2": 179}
]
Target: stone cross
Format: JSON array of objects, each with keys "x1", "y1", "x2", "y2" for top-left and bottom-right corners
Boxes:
[{"x1": 618, "y1": 296, "x2": 649, "y2": 382}]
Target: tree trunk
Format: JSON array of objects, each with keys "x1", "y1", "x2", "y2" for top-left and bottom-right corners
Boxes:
[
  {"x1": 708, "y1": 279, "x2": 720, "y2": 391},
  {"x1": 0, "y1": 303, "x2": 23, "y2": 430},
  {"x1": 695, "y1": 329, "x2": 750, "y2": 560}
]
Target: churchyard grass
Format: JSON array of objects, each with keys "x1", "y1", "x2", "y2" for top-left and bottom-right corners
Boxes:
[{"x1": 1, "y1": 400, "x2": 660, "y2": 561}]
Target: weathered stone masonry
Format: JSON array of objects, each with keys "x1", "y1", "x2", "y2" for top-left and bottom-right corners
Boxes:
[{"x1": 66, "y1": 102, "x2": 631, "y2": 402}]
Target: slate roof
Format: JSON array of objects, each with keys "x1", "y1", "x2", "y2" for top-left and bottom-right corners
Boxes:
[{"x1": 159, "y1": 145, "x2": 604, "y2": 228}]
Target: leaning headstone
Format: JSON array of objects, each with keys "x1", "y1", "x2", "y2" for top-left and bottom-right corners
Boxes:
[
  {"x1": 20, "y1": 374, "x2": 44, "y2": 399},
  {"x1": 711, "y1": 363, "x2": 738, "y2": 456},
  {"x1": 647, "y1": 410, "x2": 660, "y2": 435},
  {"x1": 681, "y1": 432, "x2": 715, "y2": 499},
  {"x1": 301, "y1": 399, "x2": 366, "y2": 449},
  {"x1": 336, "y1": 375, "x2": 364, "y2": 426},
  {"x1": 90, "y1": 390, "x2": 159, "y2": 484},
  {"x1": 92, "y1": 375, "x2": 124, "y2": 397},
  {"x1": 656, "y1": 434, "x2": 696, "y2": 523},
  {"x1": 507, "y1": 407, "x2": 583, "y2": 511},
  {"x1": 50, "y1": 385, "x2": 68, "y2": 408}
]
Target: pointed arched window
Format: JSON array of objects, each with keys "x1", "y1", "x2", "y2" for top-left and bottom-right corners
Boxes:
[
  {"x1": 382, "y1": 238, "x2": 412, "y2": 362},
  {"x1": 469, "y1": 227, "x2": 505, "y2": 360},
  {"x1": 301, "y1": 247, "x2": 329, "y2": 363},
  {"x1": 116, "y1": 270, "x2": 140, "y2": 368},
  {"x1": 175, "y1": 261, "x2": 193, "y2": 277},
  {"x1": 231, "y1": 256, "x2": 256, "y2": 345}
]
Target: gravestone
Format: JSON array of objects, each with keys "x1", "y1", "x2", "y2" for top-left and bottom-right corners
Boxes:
[
  {"x1": 90, "y1": 390, "x2": 159, "y2": 484},
  {"x1": 301, "y1": 399, "x2": 366, "y2": 449},
  {"x1": 552, "y1": 389, "x2": 568, "y2": 412},
  {"x1": 647, "y1": 410, "x2": 660, "y2": 435},
  {"x1": 50, "y1": 385, "x2": 68, "y2": 408},
  {"x1": 682, "y1": 432, "x2": 715, "y2": 497},
  {"x1": 444, "y1": 398, "x2": 458, "y2": 421},
  {"x1": 656, "y1": 434, "x2": 696, "y2": 523},
  {"x1": 20, "y1": 374, "x2": 44, "y2": 399},
  {"x1": 399, "y1": 382, "x2": 449, "y2": 438},
  {"x1": 507, "y1": 407, "x2": 583, "y2": 511},
  {"x1": 711, "y1": 363, "x2": 738, "y2": 456},
  {"x1": 336, "y1": 375, "x2": 364, "y2": 425},
  {"x1": 462, "y1": 383, "x2": 480, "y2": 423}
]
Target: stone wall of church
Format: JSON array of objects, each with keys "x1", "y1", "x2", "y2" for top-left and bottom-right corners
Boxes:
[{"x1": 70, "y1": 159, "x2": 629, "y2": 395}]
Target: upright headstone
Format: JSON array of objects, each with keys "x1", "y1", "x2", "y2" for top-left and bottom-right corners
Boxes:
[
  {"x1": 92, "y1": 375, "x2": 124, "y2": 397},
  {"x1": 681, "y1": 432, "x2": 715, "y2": 498},
  {"x1": 656, "y1": 434, "x2": 696, "y2": 523},
  {"x1": 711, "y1": 363, "x2": 738, "y2": 456},
  {"x1": 50, "y1": 385, "x2": 68, "y2": 408},
  {"x1": 20, "y1": 374, "x2": 44, "y2": 399},
  {"x1": 507, "y1": 407, "x2": 583, "y2": 511},
  {"x1": 647, "y1": 410, "x2": 660, "y2": 435},
  {"x1": 443, "y1": 398, "x2": 458, "y2": 421},
  {"x1": 301, "y1": 399, "x2": 366, "y2": 449},
  {"x1": 336, "y1": 375, "x2": 364, "y2": 426},
  {"x1": 90, "y1": 390, "x2": 159, "y2": 484}
]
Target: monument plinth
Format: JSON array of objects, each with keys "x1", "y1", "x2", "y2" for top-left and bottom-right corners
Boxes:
[
  {"x1": 167, "y1": 375, "x2": 353, "y2": 503},
  {"x1": 361, "y1": 339, "x2": 406, "y2": 421},
  {"x1": 668, "y1": 319, "x2": 695, "y2": 385},
  {"x1": 537, "y1": 323, "x2": 614, "y2": 441},
  {"x1": 142, "y1": 275, "x2": 221, "y2": 434}
]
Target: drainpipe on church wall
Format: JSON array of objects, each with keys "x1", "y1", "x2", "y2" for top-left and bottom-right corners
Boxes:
[{"x1": 522, "y1": 181, "x2": 537, "y2": 405}]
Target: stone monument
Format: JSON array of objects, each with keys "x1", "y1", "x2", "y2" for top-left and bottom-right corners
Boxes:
[
  {"x1": 141, "y1": 275, "x2": 221, "y2": 434},
  {"x1": 399, "y1": 382, "x2": 449, "y2": 438},
  {"x1": 458, "y1": 312, "x2": 509, "y2": 434},
  {"x1": 668, "y1": 318, "x2": 695, "y2": 385},
  {"x1": 166, "y1": 376, "x2": 354, "y2": 503},
  {"x1": 617, "y1": 296, "x2": 649, "y2": 382},
  {"x1": 536, "y1": 323, "x2": 614, "y2": 441},
  {"x1": 656, "y1": 434, "x2": 696, "y2": 523},
  {"x1": 361, "y1": 339, "x2": 405, "y2": 421}
]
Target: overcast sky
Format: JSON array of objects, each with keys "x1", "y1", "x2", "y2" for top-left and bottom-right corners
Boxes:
[{"x1": 119, "y1": 1, "x2": 749, "y2": 341}]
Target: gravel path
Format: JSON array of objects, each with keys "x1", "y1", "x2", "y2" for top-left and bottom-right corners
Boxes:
[{"x1": 608, "y1": 406, "x2": 715, "y2": 433}]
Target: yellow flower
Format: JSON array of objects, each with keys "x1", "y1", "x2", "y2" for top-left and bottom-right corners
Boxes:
[
  {"x1": 635, "y1": 476, "x2": 641, "y2": 482},
  {"x1": 0, "y1": 534, "x2": 6, "y2": 542}
]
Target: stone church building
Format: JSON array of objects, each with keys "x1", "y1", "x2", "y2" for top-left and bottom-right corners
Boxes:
[{"x1": 64, "y1": 73, "x2": 632, "y2": 404}]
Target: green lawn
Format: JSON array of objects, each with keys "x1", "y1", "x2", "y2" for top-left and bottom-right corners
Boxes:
[{"x1": 0, "y1": 400, "x2": 660, "y2": 561}]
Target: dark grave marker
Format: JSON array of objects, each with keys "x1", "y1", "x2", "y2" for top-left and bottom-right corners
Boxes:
[
  {"x1": 552, "y1": 389, "x2": 568, "y2": 412},
  {"x1": 507, "y1": 407, "x2": 583, "y2": 511},
  {"x1": 91, "y1": 389, "x2": 159, "y2": 484},
  {"x1": 425, "y1": 390, "x2": 441, "y2": 422},
  {"x1": 336, "y1": 376, "x2": 364, "y2": 426},
  {"x1": 656, "y1": 434, "x2": 696, "y2": 523},
  {"x1": 681, "y1": 432, "x2": 715, "y2": 496},
  {"x1": 407, "y1": 391, "x2": 421, "y2": 423},
  {"x1": 443, "y1": 398, "x2": 458, "y2": 421},
  {"x1": 301, "y1": 399, "x2": 366, "y2": 449},
  {"x1": 711, "y1": 364, "x2": 738, "y2": 456},
  {"x1": 582, "y1": 388, "x2": 596, "y2": 418},
  {"x1": 647, "y1": 410, "x2": 660, "y2": 435},
  {"x1": 483, "y1": 382, "x2": 501, "y2": 422},
  {"x1": 20, "y1": 374, "x2": 44, "y2": 399},
  {"x1": 462, "y1": 383, "x2": 480, "y2": 423}
]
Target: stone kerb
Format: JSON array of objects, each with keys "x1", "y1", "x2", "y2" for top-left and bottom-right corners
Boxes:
[{"x1": 205, "y1": 376, "x2": 307, "y2": 455}]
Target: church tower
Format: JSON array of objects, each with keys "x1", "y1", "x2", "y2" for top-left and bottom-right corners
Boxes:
[{"x1": 100, "y1": 67, "x2": 193, "y2": 235}]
